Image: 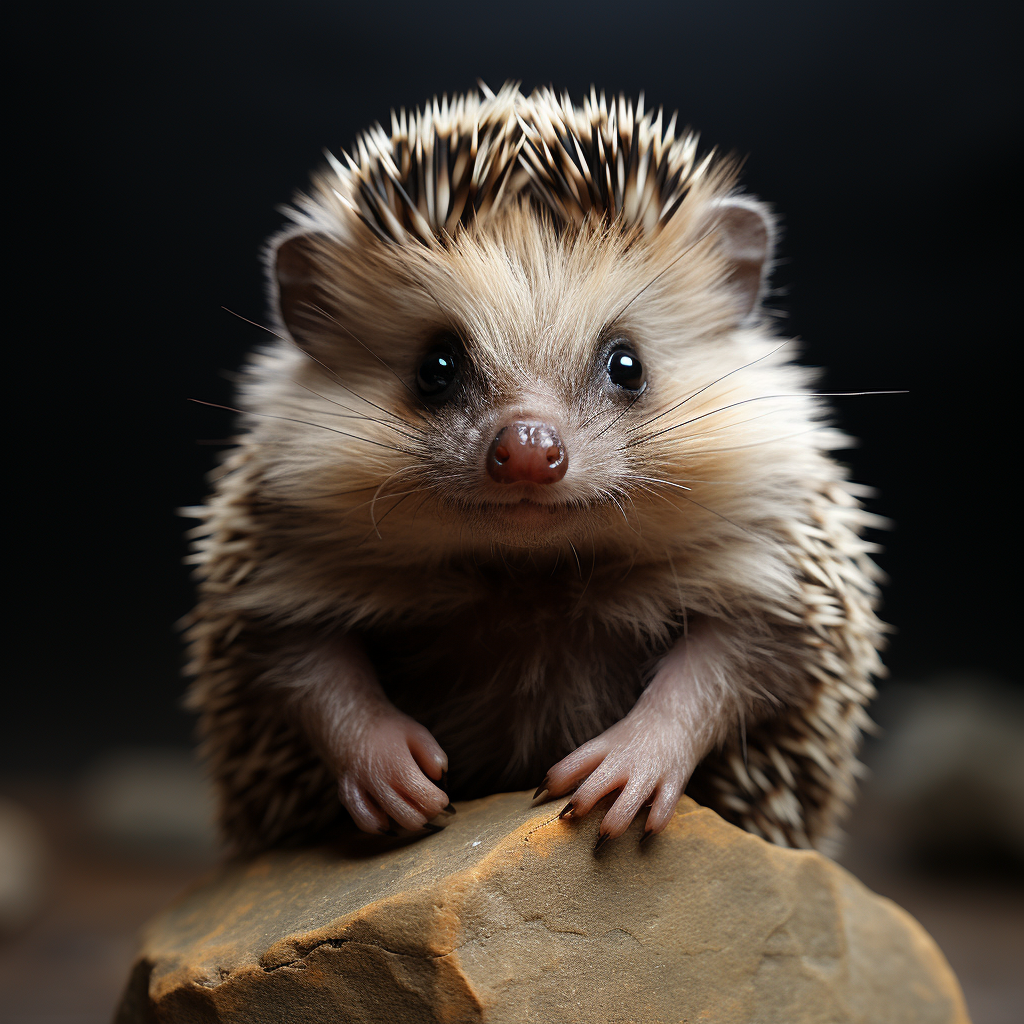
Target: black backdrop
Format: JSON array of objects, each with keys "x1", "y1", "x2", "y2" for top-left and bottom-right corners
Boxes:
[{"x1": 10, "y1": 1, "x2": 1018, "y2": 773}]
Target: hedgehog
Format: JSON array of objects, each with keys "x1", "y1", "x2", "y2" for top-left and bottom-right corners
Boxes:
[{"x1": 183, "y1": 82, "x2": 887, "y2": 857}]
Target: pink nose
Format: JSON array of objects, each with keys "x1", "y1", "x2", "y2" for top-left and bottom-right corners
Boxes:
[{"x1": 487, "y1": 421, "x2": 568, "y2": 484}]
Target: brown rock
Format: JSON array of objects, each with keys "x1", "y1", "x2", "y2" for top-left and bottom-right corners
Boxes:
[{"x1": 115, "y1": 793, "x2": 970, "y2": 1023}]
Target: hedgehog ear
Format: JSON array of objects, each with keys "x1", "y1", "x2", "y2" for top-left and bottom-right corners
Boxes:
[
  {"x1": 701, "y1": 198, "x2": 775, "y2": 321},
  {"x1": 270, "y1": 231, "x2": 332, "y2": 353}
]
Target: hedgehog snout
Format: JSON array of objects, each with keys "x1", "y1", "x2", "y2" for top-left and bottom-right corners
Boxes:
[{"x1": 486, "y1": 421, "x2": 568, "y2": 484}]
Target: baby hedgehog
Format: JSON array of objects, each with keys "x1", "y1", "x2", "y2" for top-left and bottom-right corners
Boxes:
[{"x1": 184, "y1": 83, "x2": 887, "y2": 856}]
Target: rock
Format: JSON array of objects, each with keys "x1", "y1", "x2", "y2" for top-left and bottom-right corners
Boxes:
[
  {"x1": 866, "y1": 677, "x2": 1024, "y2": 865},
  {"x1": 0, "y1": 797, "x2": 48, "y2": 935},
  {"x1": 81, "y1": 748, "x2": 219, "y2": 856},
  {"x1": 115, "y1": 793, "x2": 970, "y2": 1024}
]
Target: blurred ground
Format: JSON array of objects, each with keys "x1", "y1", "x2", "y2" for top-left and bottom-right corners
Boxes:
[
  {"x1": 836, "y1": 678, "x2": 1024, "y2": 1024},
  {"x1": 1, "y1": 682, "x2": 1021, "y2": 1024},
  {"x1": 0, "y1": 754, "x2": 219, "y2": 1024},
  {"x1": 839, "y1": 799, "x2": 1024, "y2": 1024}
]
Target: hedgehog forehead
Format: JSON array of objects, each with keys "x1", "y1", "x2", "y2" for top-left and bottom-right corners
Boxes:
[{"x1": 406, "y1": 210, "x2": 640, "y2": 385}]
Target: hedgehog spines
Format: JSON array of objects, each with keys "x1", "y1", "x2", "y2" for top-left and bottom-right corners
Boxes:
[{"x1": 293, "y1": 83, "x2": 735, "y2": 253}]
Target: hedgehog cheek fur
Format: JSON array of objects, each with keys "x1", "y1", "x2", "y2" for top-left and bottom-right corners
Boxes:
[{"x1": 185, "y1": 84, "x2": 886, "y2": 856}]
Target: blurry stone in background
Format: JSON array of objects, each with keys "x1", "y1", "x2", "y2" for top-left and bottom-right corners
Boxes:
[
  {"x1": 865, "y1": 675, "x2": 1024, "y2": 870},
  {"x1": 0, "y1": 797, "x2": 48, "y2": 936},
  {"x1": 80, "y1": 748, "x2": 218, "y2": 858}
]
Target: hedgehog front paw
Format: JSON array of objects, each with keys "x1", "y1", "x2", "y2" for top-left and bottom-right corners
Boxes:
[
  {"x1": 334, "y1": 712, "x2": 450, "y2": 834},
  {"x1": 539, "y1": 709, "x2": 696, "y2": 847}
]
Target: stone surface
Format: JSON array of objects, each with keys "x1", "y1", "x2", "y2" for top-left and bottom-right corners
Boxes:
[{"x1": 115, "y1": 793, "x2": 970, "y2": 1024}]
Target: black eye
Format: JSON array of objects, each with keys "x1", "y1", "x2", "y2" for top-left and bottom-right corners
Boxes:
[
  {"x1": 606, "y1": 348, "x2": 645, "y2": 391},
  {"x1": 416, "y1": 349, "x2": 459, "y2": 397}
]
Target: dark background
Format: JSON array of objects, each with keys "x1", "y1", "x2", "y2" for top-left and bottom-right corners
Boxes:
[
  {"x1": 14, "y1": 0, "x2": 1016, "y2": 773},
  {"x1": 5, "y1": 3, "x2": 1021, "y2": 1021}
]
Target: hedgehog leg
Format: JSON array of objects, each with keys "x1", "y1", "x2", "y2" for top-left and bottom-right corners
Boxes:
[
  {"x1": 542, "y1": 618, "x2": 737, "y2": 847},
  {"x1": 290, "y1": 635, "x2": 451, "y2": 833}
]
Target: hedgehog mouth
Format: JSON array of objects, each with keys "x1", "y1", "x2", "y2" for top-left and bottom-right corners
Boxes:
[
  {"x1": 484, "y1": 498, "x2": 563, "y2": 515},
  {"x1": 471, "y1": 498, "x2": 582, "y2": 539},
  {"x1": 439, "y1": 489, "x2": 612, "y2": 525},
  {"x1": 462, "y1": 494, "x2": 619, "y2": 536},
  {"x1": 435, "y1": 493, "x2": 614, "y2": 549},
  {"x1": 470, "y1": 494, "x2": 602, "y2": 515}
]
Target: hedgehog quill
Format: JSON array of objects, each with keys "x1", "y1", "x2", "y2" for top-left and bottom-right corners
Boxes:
[{"x1": 184, "y1": 83, "x2": 887, "y2": 856}]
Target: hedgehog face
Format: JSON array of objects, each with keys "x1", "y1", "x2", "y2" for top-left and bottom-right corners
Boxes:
[
  {"x1": 247, "y1": 87, "x2": 806, "y2": 567},
  {"x1": 260, "y1": 208, "x2": 795, "y2": 565}
]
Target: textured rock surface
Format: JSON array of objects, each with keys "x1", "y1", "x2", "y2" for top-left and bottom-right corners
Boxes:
[{"x1": 115, "y1": 792, "x2": 970, "y2": 1024}]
